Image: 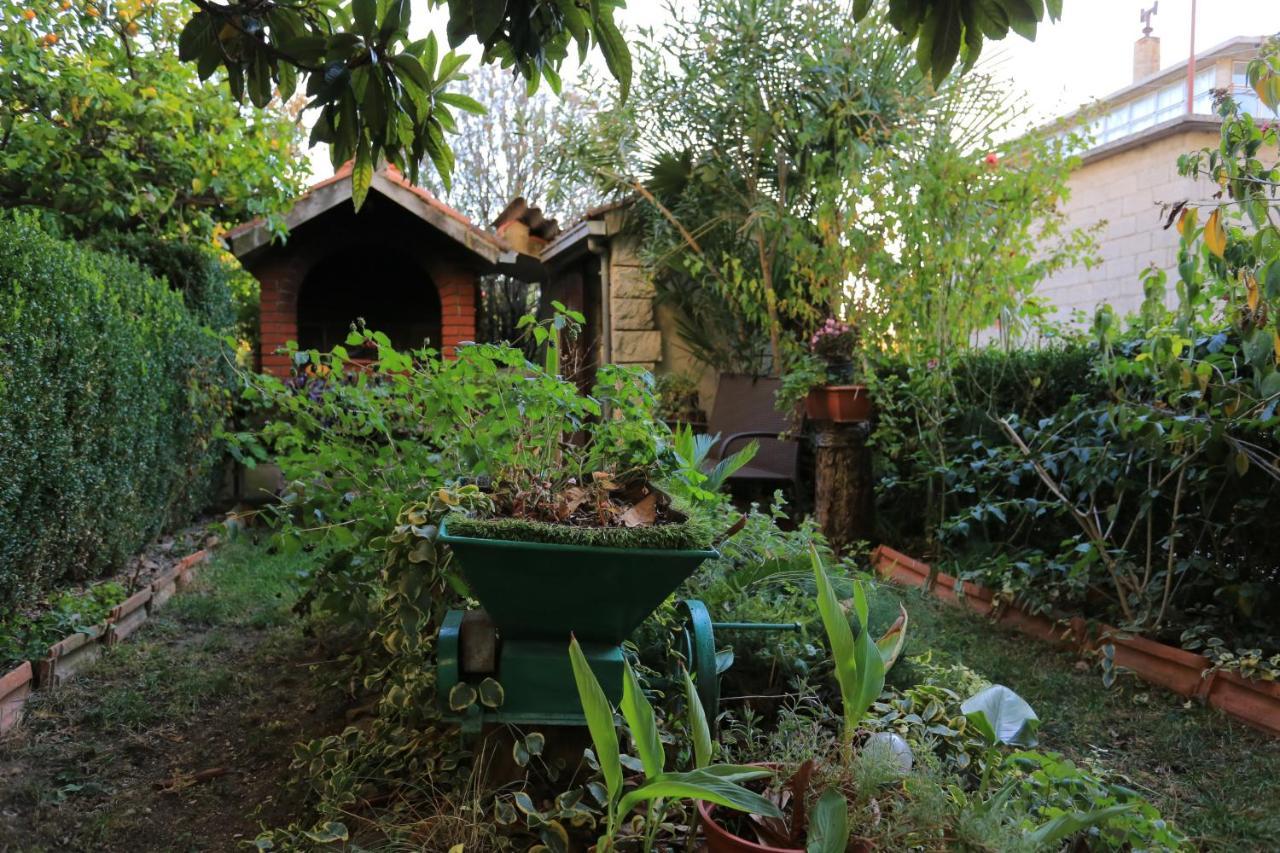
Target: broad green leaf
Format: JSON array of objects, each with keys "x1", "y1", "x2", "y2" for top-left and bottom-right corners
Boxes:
[
  {"x1": 812, "y1": 547, "x2": 884, "y2": 738},
  {"x1": 682, "y1": 667, "x2": 712, "y2": 770},
  {"x1": 961, "y1": 684, "x2": 1040, "y2": 746},
  {"x1": 616, "y1": 769, "x2": 783, "y2": 819},
  {"x1": 593, "y1": 15, "x2": 632, "y2": 101},
  {"x1": 806, "y1": 788, "x2": 850, "y2": 853},
  {"x1": 569, "y1": 635, "x2": 623, "y2": 804},
  {"x1": 1027, "y1": 804, "x2": 1134, "y2": 846},
  {"x1": 620, "y1": 659, "x2": 664, "y2": 780}
]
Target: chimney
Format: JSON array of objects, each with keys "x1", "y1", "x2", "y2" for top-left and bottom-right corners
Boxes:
[
  {"x1": 1134, "y1": 35, "x2": 1161, "y2": 81},
  {"x1": 1134, "y1": 2, "x2": 1160, "y2": 81}
]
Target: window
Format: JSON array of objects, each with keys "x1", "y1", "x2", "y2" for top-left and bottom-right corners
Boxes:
[{"x1": 1229, "y1": 60, "x2": 1279, "y2": 119}]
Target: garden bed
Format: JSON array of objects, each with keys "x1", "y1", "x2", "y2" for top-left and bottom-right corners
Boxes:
[{"x1": 871, "y1": 545, "x2": 1280, "y2": 736}]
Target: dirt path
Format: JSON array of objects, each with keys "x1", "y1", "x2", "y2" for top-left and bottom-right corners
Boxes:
[{"x1": 0, "y1": 540, "x2": 345, "y2": 852}]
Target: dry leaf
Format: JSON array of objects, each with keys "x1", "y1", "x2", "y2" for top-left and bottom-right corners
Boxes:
[{"x1": 619, "y1": 493, "x2": 658, "y2": 528}]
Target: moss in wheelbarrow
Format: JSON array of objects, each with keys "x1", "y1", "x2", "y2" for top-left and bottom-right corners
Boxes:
[{"x1": 445, "y1": 516, "x2": 711, "y2": 551}]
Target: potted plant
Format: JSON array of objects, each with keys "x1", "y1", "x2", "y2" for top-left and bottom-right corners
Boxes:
[
  {"x1": 803, "y1": 319, "x2": 872, "y2": 423},
  {"x1": 697, "y1": 547, "x2": 908, "y2": 851}
]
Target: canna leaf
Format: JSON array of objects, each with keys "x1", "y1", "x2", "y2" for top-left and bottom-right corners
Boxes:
[{"x1": 569, "y1": 635, "x2": 623, "y2": 804}]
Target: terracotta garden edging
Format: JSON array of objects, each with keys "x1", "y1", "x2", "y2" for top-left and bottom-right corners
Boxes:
[
  {"x1": 106, "y1": 588, "x2": 153, "y2": 646},
  {"x1": 2, "y1": 546, "x2": 216, "y2": 735},
  {"x1": 34, "y1": 624, "x2": 105, "y2": 689},
  {"x1": 0, "y1": 661, "x2": 33, "y2": 734},
  {"x1": 174, "y1": 548, "x2": 210, "y2": 591},
  {"x1": 869, "y1": 545, "x2": 1280, "y2": 736}
]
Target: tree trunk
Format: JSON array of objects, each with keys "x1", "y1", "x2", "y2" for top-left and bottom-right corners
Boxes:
[{"x1": 814, "y1": 422, "x2": 873, "y2": 554}]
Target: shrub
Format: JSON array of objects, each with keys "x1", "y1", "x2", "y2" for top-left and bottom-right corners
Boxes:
[{"x1": 0, "y1": 213, "x2": 230, "y2": 607}]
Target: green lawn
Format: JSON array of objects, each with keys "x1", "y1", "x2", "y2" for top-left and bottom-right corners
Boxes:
[
  {"x1": 0, "y1": 537, "x2": 341, "y2": 852},
  {"x1": 866, "y1": 582, "x2": 1280, "y2": 851}
]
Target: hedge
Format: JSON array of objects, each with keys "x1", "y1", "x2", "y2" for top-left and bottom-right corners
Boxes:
[{"x1": 0, "y1": 213, "x2": 231, "y2": 608}]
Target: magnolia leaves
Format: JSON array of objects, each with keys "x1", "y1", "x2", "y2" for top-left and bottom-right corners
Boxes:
[
  {"x1": 861, "y1": 0, "x2": 1063, "y2": 87},
  {"x1": 177, "y1": 0, "x2": 632, "y2": 208}
]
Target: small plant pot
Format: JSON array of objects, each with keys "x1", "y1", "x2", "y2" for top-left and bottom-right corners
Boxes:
[
  {"x1": 824, "y1": 358, "x2": 856, "y2": 384},
  {"x1": 1098, "y1": 629, "x2": 1211, "y2": 699},
  {"x1": 805, "y1": 385, "x2": 872, "y2": 424},
  {"x1": 1205, "y1": 670, "x2": 1280, "y2": 734},
  {"x1": 699, "y1": 800, "x2": 803, "y2": 853},
  {"x1": 0, "y1": 661, "x2": 33, "y2": 734}
]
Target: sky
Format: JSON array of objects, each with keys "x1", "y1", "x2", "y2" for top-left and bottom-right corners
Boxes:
[{"x1": 306, "y1": 0, "x2": 1280, "y2": 180}]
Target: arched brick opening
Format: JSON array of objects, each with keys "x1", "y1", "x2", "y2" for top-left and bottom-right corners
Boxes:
[{"x1": 297, "y1": 250, "x2": 442, "y2": 353}]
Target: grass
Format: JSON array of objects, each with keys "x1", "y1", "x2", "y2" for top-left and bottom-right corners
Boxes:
[
  {"x1": 0, "y1": 534, "x2": 342, "y2": 852},
  {"x1": 865, "y1": 581, "x2": 1280, "y2": 851}
]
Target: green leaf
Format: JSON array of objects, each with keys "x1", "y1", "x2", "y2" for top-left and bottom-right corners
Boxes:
[
  {"x1": 875, "y1": 605, "x2": 909, "y2": 671},
  {"x1": 927, "y1": 0, "x2": 964, "y2": 87},
  {"x1": 471, "y1": 0, "x2": 507, "y2": 42},
  {"x1": 352, "y1": 137, "x2": 374, "y2": 211},
  {"x1": 620, "y1": 659, "x2": 664, "y2": 780},
  {"x1": 178, "y1": 12, "x2": 214, "y2": 63},
  {"x1": 448, "y1": 681, "x2": 477, "y2": 711},
  {"x1": 852, "y1": 0, "x2": 873, "y2": 19},
  {"x1": 353, "y1": 0, "x2": 377, "y2": 37},
  {"x1": 437, "y1": 92, "x2": 487, "y2": 115},
  {"x1": 806, "y1": 788, "x2": 850, "y2": 853},
  {"x1": 478, "y1": 676, "x2": 505, "y2": 708},
  {"x1": 593, "y1": 15, "x2": 632, "y2": 101},
  {"x1": 812, "y1": 547, "x2": 884, "y2": 738},
  {"x1": 569, "y1": 635, "x2": 623, "y2": 805},
  {"x1": 616, "y1": 769, "x2": 784, "y2": 820},
  {"x1": 302, "y1": 821, "x2": 349, "y2": 844},
  {"x1": 961, "y1": 684, "x2": 1040, "y2": 746},
  {"x1": 1027, "y1": 804, "x2": 1134, "y2": 846},
  {"x1": 682, "y1": 667, "x2": 712, "y2": 770}
]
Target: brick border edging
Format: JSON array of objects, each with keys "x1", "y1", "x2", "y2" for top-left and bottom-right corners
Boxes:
[
  {"x1": 870, "y1": 545, "x2": 1280, "y2": 737},
  {"x1": 0, "y1": 548, "x2": 212, "y2": 735}
]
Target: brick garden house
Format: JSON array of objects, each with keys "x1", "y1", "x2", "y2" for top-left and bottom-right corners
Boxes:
[{"x1": 226, "y1": 162, "x2": 542, "y2": 376}]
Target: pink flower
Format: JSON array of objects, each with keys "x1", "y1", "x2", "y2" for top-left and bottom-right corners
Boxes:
[{"x1": 984, "y1": 152, "x2": 999, "y2": 167}]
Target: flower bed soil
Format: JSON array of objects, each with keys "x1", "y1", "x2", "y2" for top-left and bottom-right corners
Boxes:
[{"x1": 870, "y1": 545, "x2": 1280, "y2": 736}]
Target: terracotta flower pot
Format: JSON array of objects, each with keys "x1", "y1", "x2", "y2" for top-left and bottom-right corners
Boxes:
[
  {"x1": 805, "y1": 385, "x2": 873, "y2": 424},
  {"x1": 699, "y1": 799, "x2": 803, "y2": 853}
]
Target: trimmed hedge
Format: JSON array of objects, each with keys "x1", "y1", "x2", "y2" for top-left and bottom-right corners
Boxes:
[{"x1": 0, "y1": 214, "x2": 230, "y2": 608}]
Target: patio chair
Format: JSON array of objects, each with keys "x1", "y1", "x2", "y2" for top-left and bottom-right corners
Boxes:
[{"x1": 704, "y1": 373, "x2": 799, "y2": 490}]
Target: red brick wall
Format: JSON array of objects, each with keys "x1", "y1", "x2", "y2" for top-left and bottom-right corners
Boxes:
[{"x1": 244, "y1": 196, "x2": 480, "y2": 376}]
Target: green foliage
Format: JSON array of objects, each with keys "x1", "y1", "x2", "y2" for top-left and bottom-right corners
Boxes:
[
  {"x1": 557, "y1": 0, "x2": 1092, "y2": 373},
  {"x1": 812, "y1": 547, "x2": 888, "y2": 743},
  {"x1": 858, "y1": 0, "x2": 1063, "y2": 87},
  {"x1": 0, "y1": 0, "x2": 305, "y2": 240},
  {"x1": 568, "y1": 635, "x2": 780, "y2": 851},
  {"x1": 0, "y1": 581, "x2": 125, "y2": 670},
  {"x1": 174, "y1": 0, "x2": 630, "y2": 207},
  {"x1": 0, "y1": 213, "x2": 230, "y2": 608}
]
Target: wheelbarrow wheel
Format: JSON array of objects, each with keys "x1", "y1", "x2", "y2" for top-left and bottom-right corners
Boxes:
[{"x1": 674, "y1": 599, "x2": 719, "y2": 729}]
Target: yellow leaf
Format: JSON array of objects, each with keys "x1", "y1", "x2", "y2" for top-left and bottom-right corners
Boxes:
[
  {"x1": 191, "y1": 177, "x2": 204, "y2": 193},
  {"x1": 1274, "y1": 331, "x2": 1280, "y2": 363},
  {"x1": 1176, "y1": 207, "x2": 1198, "y2": 238},
  {"x1": 1204, "y1": 209, "x2": 1227, "y2": 258},
  {"x1": 1247, "y1": 274, "x2": 1260, "y2": 311}
]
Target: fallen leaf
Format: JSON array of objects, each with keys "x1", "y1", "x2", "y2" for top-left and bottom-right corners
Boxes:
[{"x1": 619, "y1": 493, "x2": 658, "y2": 528}]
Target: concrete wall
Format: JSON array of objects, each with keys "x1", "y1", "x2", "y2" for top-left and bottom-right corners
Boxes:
[{"x1": 1037, "y1": 127, "x2": 1220, "y2": 322}]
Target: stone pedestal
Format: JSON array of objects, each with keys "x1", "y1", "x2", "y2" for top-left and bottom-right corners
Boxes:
[{"x1": 813, "y1": 420, "x2": 873, "y2": 553}]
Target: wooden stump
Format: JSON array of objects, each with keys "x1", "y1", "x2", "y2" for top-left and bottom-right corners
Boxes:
[{"x1": 813, "y1": 421, "x2": 873, "y2": 553}]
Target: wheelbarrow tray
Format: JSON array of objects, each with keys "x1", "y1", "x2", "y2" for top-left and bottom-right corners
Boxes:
[{"x1": 440, "y1": 519, "x2": 717, "y2": 645}]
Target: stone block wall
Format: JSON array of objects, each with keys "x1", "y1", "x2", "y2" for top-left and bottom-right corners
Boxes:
[{"x1": 1037, "y1": 128, "x2": 1220, "y2": 322}]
